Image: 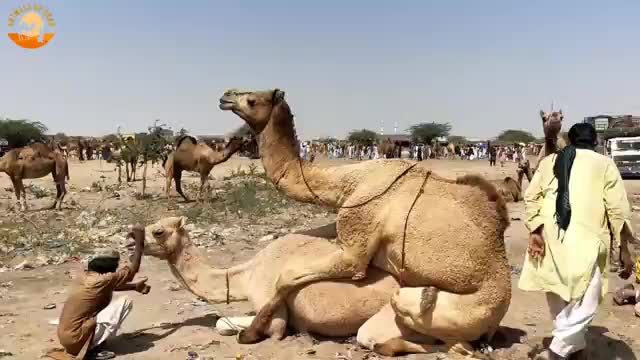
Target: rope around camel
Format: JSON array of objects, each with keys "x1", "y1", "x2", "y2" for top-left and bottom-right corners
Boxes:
[{"x1": 297, "y1": 157, "x2": 431, "y2": 286}]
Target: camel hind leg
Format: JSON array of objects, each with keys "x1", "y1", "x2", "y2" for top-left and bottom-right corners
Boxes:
[
  {"x1": 357, "y1": 298, "x2": 475, "y2": 358},
  {"x1": 376, "y1": 285, "x2": 506, "y2": 357},
  {"x1": 174, "y1": 170, "x2": 190, "y2": 202}
]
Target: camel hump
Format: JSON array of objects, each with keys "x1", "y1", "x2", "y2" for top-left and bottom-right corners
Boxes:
[
  {"x1": 176, "y1": 135, "x2": 198, "y2": 149},
  {"x1": 455, "y1": 174, "x2": 509, "y2": 230}
]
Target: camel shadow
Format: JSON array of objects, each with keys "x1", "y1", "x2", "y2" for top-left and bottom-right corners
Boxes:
[
  {"x1": 105, "y1": 313, "x2": 219, "y2": 356},
  {"x1": 540, "y1": 326, "x2": 636, "y2": 360}
]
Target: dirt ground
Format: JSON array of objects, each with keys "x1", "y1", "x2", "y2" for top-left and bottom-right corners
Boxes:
[{"x1": 1, "y1": 156, "x2": 640, "y2": 359}]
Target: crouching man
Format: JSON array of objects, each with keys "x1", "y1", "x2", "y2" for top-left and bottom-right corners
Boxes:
[{"x1": 57, "y1": 224, "x2": 150, "y2": 359}]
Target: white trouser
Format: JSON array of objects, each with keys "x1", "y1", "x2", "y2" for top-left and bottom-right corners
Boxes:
[
  {"x1": 545, "y1": 269, "x2": 602, "y2": 357},
  {"x1": 91, "y1": 296, "x2": 133, "y2": 349}
]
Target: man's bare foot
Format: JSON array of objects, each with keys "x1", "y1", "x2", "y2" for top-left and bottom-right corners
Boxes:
[{"x1": 613, "y1": 284, "x2": 636, "y2": 305}]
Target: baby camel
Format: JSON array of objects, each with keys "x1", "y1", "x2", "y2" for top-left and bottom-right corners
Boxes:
[
  {"x1": 164, "y1": 136, "x2": 245, "y2": 202},
  {"x1": 144, "y1": 217, "x2": 503, "y2": 356},
  {"x1": 0, "y1": 143, "x2": 69, "y2": 211}
]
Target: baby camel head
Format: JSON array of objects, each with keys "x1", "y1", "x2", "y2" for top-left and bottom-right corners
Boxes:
[
  {"x1": 539, "y1": 109, "x2": 564, "y2": 137},
  {"x1": 219, "y1": 89, "x2": 286, "y2": 134},
  {"x1": 146, "y1": 216, "x2": 191, "y2": 256}
]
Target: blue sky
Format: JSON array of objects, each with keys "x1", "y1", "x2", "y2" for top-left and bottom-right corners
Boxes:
[{"x1": 2, "y1": 1, "x2": 640, "y2": 139}]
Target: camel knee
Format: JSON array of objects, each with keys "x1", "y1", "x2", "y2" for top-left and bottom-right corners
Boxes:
[{"x1": 390, "y1": 288, "x2": 424, "y2": 319}]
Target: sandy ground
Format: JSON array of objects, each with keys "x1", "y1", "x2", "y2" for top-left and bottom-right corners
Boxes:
[{"x1": 1, "y1": 156, "x2": 640, "y2": 359}]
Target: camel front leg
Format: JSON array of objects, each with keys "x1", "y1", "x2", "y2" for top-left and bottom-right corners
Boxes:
[
  {"x1": 237, "y1": 247, "x2": 372, "y2": 344},
  {"x1": 198, "y1": 174, "x2": 208, "y2": 202},
  {"x1": 10, "y1": 177, "x2": 22, "y2": 211}
]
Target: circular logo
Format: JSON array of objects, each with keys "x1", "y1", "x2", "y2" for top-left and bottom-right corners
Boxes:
[{"x1": 7, "y1": 4, "x2": 56, "y2": 49}]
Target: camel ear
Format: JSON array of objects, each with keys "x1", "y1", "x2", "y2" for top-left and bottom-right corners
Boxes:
[
  {"x1": 273, "y1": 89, "x2": 285, "y2": 103},
  {"x1": 178, "y1": 216, "x2": 188, "y2": 229},
  {"x1": 539, "y1": 110, "x2": 545, "y2": 120}
]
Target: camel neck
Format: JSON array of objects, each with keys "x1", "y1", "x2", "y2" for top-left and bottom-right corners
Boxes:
[
  {"x1": 169, "y1": 245, "x2": 248, "y2": 304},
  {"x1": 257, "y1": 103, "x2": 350, "y2": 207}
]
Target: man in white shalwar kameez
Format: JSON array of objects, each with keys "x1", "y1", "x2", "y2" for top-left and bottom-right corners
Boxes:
[{"x1": 518, "y1": 123, "x2": 634, "y2": 360}]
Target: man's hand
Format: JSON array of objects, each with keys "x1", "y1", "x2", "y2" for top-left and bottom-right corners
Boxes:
[
  {"x1": 528, "y1": 233, "x2": 545, "y2": 260},
  {"x1": 619, "y1": 245, "x2": 634, "y2": 280},
  {"x1": 127, "y1": 224, "x2": 145, "y2": 245},
  {"x1": 135, "y1": 277, "x2": 151, "y2": 294}
]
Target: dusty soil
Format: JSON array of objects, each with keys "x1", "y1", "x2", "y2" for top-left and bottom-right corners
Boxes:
[{"x1": 1, "y1": 157, "x2": 639, "y2": 360}]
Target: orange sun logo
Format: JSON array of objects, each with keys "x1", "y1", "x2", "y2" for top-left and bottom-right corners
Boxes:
[{"x1": 7, "y1": 4, "x2": 56, "y2": 49}]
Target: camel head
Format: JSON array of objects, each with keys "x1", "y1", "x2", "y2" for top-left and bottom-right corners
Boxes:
[
  {"x1": 539, "y1": 109, "x2": 563, "y2": 138},
  {"x1": 146, "y1": 216, "x2": 192, "y2": 258},
  {"x1": 226, "y1": 136, "x2": 247, "y2": 152},
  {"x1": 219, "y1": 88, "x2": 287, "y2": 134}
]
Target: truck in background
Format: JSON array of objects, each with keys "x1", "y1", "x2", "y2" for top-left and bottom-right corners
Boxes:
[
  {"x1": 584, "y1": 114, "x2": 640, "y2": 178},
  {"x1": 605, "y1": 135, "x2": 640, "y2": 178}
]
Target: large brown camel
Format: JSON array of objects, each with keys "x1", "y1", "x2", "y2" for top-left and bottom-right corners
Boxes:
[
  {"x1": 219, "y1": 89, "x2": 512, "y2": 354},
  {"x1": 0, "y1": 143, "x2": 69, "y2": 211},
  {"x1": 164, "y1": 135, "x2": 245, "y2": 202},
  {"x1": 534, "y1": 110, "x2": 568, "y2": 171},
  {"x1": 144, "y1": 217, "x2": 494, "y2": 356}
]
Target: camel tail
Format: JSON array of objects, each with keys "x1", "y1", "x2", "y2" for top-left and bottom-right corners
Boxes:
[
  {"x1": 176, "y1": 135, "x2": 198, "y2": 149},
  {"x1": 456, "y1": 174, "x2": 509, "y2": 230}
]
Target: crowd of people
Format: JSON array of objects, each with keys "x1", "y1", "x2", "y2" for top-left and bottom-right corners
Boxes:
[{"x1": 298, "y1": 140, "x2": 541, "y2": 165}]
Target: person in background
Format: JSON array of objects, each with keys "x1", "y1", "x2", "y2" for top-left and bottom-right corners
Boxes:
[
  {"x1": 489, "y1": 145, "x2": 497, "y2": 166},
  {"x1": 518, "y1": 123, "x2": 634, "y2": 360},
  {"x1": 57, "y1": 225, "x2": 150, "y2": 360}
]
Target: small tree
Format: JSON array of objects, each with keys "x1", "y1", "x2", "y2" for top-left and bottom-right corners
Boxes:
[
  {"x1": 408, "y1": 122, "x2": 451, "y2": 144},
  {"x1": 139, "y1": 122, "x2": 172, "y2": 195},
  {"x1": 347, "y1": 129, "x2": 379, "y2": 145},
  {"x1": 0, "y1": 119, "x2": 47, "y2": 147},
  {"x1": 497, "y1": 129, "x2": 536, "y2": 143}
]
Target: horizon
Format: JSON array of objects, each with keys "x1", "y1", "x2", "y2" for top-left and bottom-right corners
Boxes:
[{"x1": 2, "y1": 1, "x2": 640, "y2": 139}]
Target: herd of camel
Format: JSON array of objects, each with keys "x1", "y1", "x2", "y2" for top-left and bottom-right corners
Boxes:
[{"x1": 0, "y1": 88, "x2": 568, "y2": 356}]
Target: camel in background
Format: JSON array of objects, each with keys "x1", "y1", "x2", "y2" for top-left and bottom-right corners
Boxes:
[
  {"x1": 0, "y1": 142, "x2": 69, "y2": 211},
  {"x1": 534, "y1": 110, "x2": 568, "y2": 171},
  {"x1": 164, "y1": 135, "x2": 245, "y2": 202}
]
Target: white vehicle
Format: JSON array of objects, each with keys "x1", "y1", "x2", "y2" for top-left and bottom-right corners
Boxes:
[{"x1": 605, "y1": 136, "x2": 640, "y2": 177}]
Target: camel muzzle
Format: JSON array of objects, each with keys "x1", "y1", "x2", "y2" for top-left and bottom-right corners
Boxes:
[{"x1": 219, "y1": 97, "x2": 235, "y2": 110}]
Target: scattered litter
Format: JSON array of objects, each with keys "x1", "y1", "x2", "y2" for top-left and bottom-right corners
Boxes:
[
  {"x1": 166, "y1": 284, "x2": 183, "y2": 292},
  {"x1": 48, "y1": 319, "x2": 60, "y2": 326},
  {"x1": 0, "y1": 350, "x2": 13, "y2": 358},
  {"x1": 44, "y1": 303, "x2": 57, "y2": 310},
  {"x1": 0, "y1": 282, "x2": 13, "y2": 288},
  {"x1": 190, "y1": 300, "x2": 208, "y2": 307},
  {"x1": 13, "y1": 260, "x2": 33, "y2": 271},
  {"x1": 258, "y1": 234, "x2": 275, "y2": 242}
]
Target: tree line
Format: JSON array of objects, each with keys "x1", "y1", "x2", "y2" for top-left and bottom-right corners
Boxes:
[
  {"x1": 347, "y1": 122, "x2": 539, "y2": 145},
  {"x1": 0, "y1": 118, "x2": 540, "y2": 151}
]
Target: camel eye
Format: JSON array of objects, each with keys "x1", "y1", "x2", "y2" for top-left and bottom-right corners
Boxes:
[
  {"x1": 152, "y1": 229, "x2": 164, "y2": 237},
  {"x1": 247, "y1": 99, "x2": 256, "y2": 107}
]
